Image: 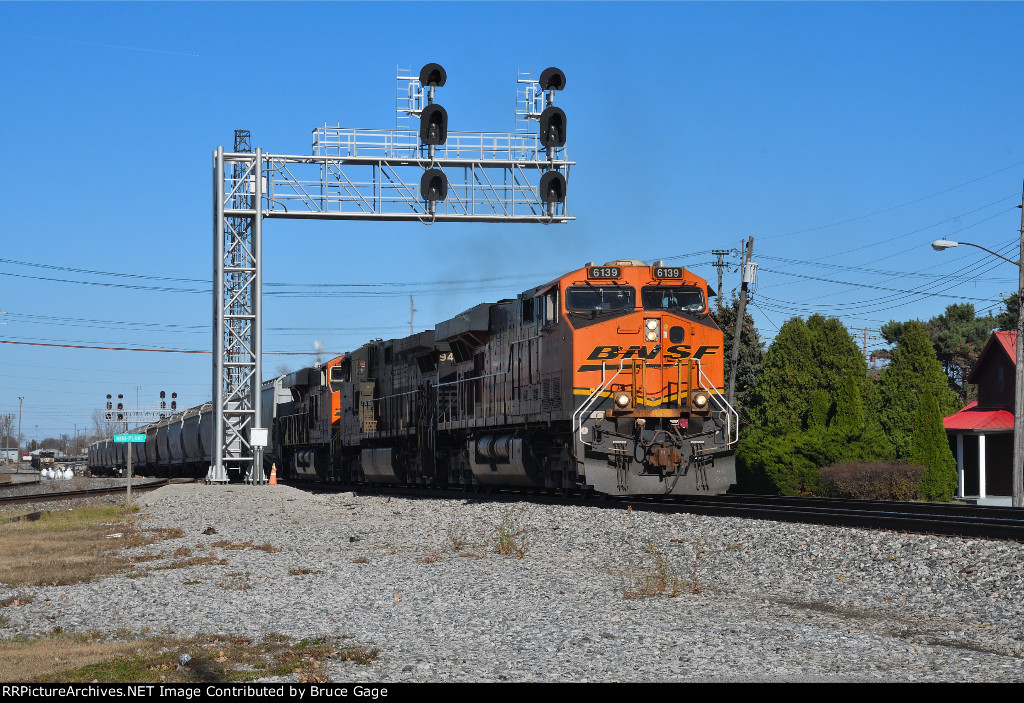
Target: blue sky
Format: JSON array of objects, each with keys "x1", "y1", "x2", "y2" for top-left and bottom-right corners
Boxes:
[{"x1": 2, "y1": 1, "x2": 1023, "y2": 445}]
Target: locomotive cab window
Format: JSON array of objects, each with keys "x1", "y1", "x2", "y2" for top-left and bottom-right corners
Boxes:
[
  {"x1": 329, "y1": 365, "x2": 346, "y2": 383},
  {"x1": 641, "y1": 286, "x2": 704, "y2": 313},
  {"x1": 543, "y1": 289, "x2": 559, "y2": 324},
  {"x1": 565, "y1": 286, "x2": 636, "y2": 312}
]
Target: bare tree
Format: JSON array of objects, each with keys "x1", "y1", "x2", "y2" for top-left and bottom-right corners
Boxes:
[
  {"x1": 91, "y1": 409, "x2": 114, "y2": 439},
  {"x1": 0, "y1": 413, "x2": 13, "y2": 463}
]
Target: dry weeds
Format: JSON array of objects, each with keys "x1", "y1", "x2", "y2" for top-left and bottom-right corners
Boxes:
[
  {"x1": 419, "y1": 549, "x2": 443, "y2": 564},
  {"x1": 621, "y1": 545, "x2": 686, "y2": 599},
  {"x1": 0, "y1": 504, "x2": 184, "y2": 587}
]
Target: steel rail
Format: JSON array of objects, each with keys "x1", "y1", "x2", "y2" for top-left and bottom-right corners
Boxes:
[{"x1": 0, "y1": 479, "x2": 172, "y2": 509}]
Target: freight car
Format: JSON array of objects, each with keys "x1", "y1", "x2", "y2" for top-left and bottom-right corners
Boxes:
[{"x1": 90, "y1": 259, "x2": 738, "y2": 496}]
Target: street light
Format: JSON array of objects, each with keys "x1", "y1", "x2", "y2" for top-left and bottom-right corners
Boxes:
[{"x1": 931, "y1": 191, "x2": 1024, "y2": 508}]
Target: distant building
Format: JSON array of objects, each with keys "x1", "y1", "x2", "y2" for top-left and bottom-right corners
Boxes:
[{"x1": 944, "y1": 330, "x2": 1015, "y2": 506}]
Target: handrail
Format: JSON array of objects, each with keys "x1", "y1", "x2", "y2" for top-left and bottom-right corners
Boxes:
[
  {"x1": 572, "y1": 358, "x2": 627, "y2": 456},
  {"x1": 695, "y1": 361, "x2": 740, "y2": 446}
]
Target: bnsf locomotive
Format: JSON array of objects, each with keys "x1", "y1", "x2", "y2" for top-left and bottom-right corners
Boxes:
[{"x1": 90, "y1": 259, "x2": 738, "y2": 496}]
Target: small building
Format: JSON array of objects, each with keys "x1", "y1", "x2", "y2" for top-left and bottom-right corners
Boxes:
[{"x1": 944, "y1": 330, "x2": 1015, "y2": 506}]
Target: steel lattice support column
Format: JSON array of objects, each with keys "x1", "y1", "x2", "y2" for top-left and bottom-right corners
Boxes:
[{"x1": 210, "y1": 146, "x2": 264, "y2": 483}]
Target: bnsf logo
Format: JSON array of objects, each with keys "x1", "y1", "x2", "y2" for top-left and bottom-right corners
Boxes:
[{"x1": 586, "y1": 344, "x2": 720, "y2": 361}]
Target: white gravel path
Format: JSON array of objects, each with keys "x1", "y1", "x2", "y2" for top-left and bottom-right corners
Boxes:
[{"x1": 2, "y1": 483, "x2": 1023, "y2": 682}]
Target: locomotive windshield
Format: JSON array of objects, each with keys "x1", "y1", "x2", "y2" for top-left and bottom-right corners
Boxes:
[
  {"x1": 565, "y1": 286, "x2": 636, "y2": 312},
  {"x1": 641, "y1": 286, "x2": 705, "y2": 313}
]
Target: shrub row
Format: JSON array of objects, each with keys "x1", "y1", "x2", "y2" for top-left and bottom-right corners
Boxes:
[{"x1": 818, "y1": 461, "x2": 927, "y2": 501}]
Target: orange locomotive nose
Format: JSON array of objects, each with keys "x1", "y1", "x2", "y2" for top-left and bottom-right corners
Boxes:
[{"x1": 566, "y1": 260, "x2": 736, "y2": 495}]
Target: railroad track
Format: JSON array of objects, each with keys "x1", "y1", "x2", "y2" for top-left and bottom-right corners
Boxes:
[
  {"x1": 639, "y1": 493, "x2": 1024, "y2": 541},
  {"x1": 0, "y1": 478, "x2": 175, "y2": 509},
  {"x1": 296, "y1": 480, "x2": 1024, "y2": 542},
  {"x1": 13, "y1": 474, "x2": 1021, "y2": 542}
]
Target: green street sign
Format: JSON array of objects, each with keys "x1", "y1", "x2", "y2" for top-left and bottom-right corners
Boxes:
[{"x1": 114, "y1": 433, "x2": 146, "y2": 443}]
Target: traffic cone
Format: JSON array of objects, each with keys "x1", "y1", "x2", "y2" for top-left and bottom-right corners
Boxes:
[{"x1": 269, "y1": 463, "x2": 277, "y2": 485}]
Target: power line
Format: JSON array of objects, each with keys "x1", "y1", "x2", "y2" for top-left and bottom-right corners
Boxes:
[
  {"x1": 0, "y1": 339, "x2": 341, "y2": 355},
  {"x1": 762, "y1": 159, "x2": 1024, "y2": 239}
]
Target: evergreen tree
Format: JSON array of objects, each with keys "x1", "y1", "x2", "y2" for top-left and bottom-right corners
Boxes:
[
  {"x1": 997, "y1": 292, "x2": 1019, "y2": 332},
  {"x1": 881, "y1": 303, "x2": 997, "y2": 403},
  {"x1": 745, "y1": 316, "x2": 815, "y2": 433},
  {"x1": 713, "y1": 292, "x2": 764, "y2": 421},
  {"x1": 746, "y1": 314, "x2": 866, "y2": 433},
  {"x1": 739, "y1": 315, "x2": 882, "y2": 494},
  {"x1": 911, "y1": 387, "x2": 958, "y2": 502},
  {"x1": 833, "y1": 375, "x2": 865, "y2": 434},
  {"x1": 806, "y1": 390, "x2": 830, "y2": 429},
  {"x1": 878, "y1": 321, "x2": 959, "y2": 459}
]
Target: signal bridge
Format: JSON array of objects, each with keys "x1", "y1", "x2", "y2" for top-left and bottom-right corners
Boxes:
[{"x1": 212, "y1": 64, "x2": 572, "y2": 483}]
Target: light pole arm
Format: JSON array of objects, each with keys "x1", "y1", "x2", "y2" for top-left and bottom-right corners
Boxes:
[{"x1": 956, "y1": 240, "x2": 1021, "y2": 267}]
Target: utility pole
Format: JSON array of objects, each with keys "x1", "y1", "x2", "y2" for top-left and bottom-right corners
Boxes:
[
  {"x1": 711, "y1": 250, "x2": 731, "y2": 315},
  {"x1": 17, "y1": 397, "x2": 23, "y2": 463},
  {"x1": 850, "y1": 326, "x2": 881, "y2": 361},
  {"x1": 410, "y1": 295, "x2": 416, "y2": 336},
  {"x1": 728, "y1": 238, "x2": 756, "y2": 405},
  {"x1": 1014, "y1": 180, "x2": 1024, "y2": 508}
]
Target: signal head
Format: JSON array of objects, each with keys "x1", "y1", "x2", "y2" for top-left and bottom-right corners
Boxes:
[
  {"x1": 539, "y1": 171, "x2": 567, "y2": 204},
  {"x1": 538, "y1": 67, "x2": 566, "y2": 92},
  {"x1": 421, "y1": 168, "x2": 448, "y2": 203},
  {"x1": 419, "y1": 104, "x2": 448, "y2": 146},
  {"x1": 419, "y1": 63, "x2": 447, "y2": 88},
  {"x1": 538, "y1": 106, "x2": 566, "y2": 148}
]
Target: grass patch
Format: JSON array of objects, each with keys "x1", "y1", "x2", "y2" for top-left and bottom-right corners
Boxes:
[
  {"x1": 447, "y1": 523, "x2": 469, "y2": 552},
  {"x1": 491, "y1": 510, "x2": 528, "y2": 559},
  {"x1": 622, "y1": 545, "x2": 686, "y2": 599},
  {"x1": 352, "y1": 556, "x2": 369, "y2": 565},
  {"x1": 251, "y1": 543, "x2": 282, "y2": 553},
  {"x1": 289, "y1": 567, "x2": 325, "y2": 576},
  {"x1": 158, "y1": 556, "x2": 228, "y2": 571},
  {"x1": 211, "y1": 541, "x2": 252, "y2": 550},
  {"x1": 0, "y1": 632, "x2": 378, "y2": 683},
  {"x1": 0, "y1": 504, "x2": 182, "y2": 587}
]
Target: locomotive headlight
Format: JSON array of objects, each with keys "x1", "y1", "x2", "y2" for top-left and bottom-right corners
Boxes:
[
  {"x1": 644, "y1": 318, "x2": 659, "y2": 342},
  {"x1": 690, "y1": 391, "x2": 710, "y2": 410},
  {"x1": 614, "y1": 393, "x2": 631, "y2": 409}
]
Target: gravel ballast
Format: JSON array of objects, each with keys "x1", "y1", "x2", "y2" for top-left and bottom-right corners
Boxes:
[{"x1": 2, "y1": 482, "x2": 1023, "y2": 682}]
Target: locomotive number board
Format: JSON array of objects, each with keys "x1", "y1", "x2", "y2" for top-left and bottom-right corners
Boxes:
[
  {"x1": 587, "y1": 266, "x2": 621, "y2": 279},
  {"x1": 652, "y1": 266, "x2": 684, "y2": 279}
]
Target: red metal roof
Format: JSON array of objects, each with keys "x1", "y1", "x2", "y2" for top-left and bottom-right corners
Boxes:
[
  {"x1": 995, "y1": 330, "x2": 1017, "y2": 364},
  {"x1": 944, "y1": 400, "x2": 1014, "y2": 431},
  {"x1": 967, "y1": 330, "x2": 1016, "y2": 384}
]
